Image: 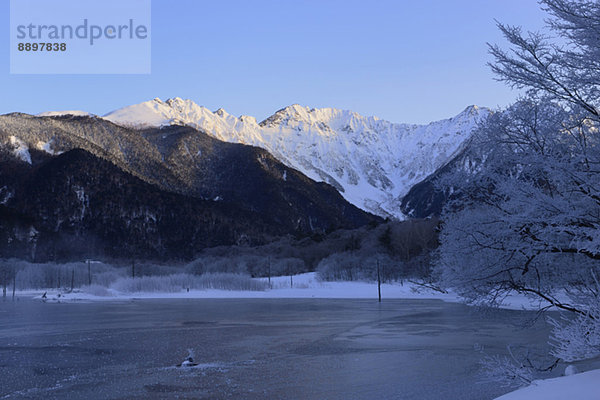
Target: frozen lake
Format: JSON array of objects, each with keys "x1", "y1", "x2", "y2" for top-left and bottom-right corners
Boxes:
[{"x1": 0, "y1": 298, "x2": 553, "y2": 399}]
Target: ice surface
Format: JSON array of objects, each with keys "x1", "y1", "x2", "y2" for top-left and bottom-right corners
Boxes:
[{"x1": 0, "y1": 298, "x2": 573, "y2": 399}]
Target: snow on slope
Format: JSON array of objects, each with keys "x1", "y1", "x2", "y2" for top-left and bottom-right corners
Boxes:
[
  {"x1": 37, "y1": 110, "x2": 94, "y2": 117},
  {"x1": 104, "y1": 98, "x2": 489, "y2": 218},
  {"x1": 8, "y1": 136, "x2": 32, "y2": 164}
]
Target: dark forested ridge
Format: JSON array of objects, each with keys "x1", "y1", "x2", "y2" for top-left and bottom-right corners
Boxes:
[
  {"x1": 0, "y1": 115, "x2": 380, "y2": 261},
  {"x1": 400, "y1": 147, "x2": 473, "y2": 218}
]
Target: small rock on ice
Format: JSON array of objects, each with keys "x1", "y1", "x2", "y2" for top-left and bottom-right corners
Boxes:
[{"x1": 564, "y1": 365, "x2": 579, "y2": 376}]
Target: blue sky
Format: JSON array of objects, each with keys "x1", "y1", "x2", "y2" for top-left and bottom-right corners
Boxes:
[{"x1": 1, "y1": 0, "x2": 547, "y2": 124}]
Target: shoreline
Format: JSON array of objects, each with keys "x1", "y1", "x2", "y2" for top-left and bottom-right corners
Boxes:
[{"x1": 8, "y1": 272, "x2": 550, "y2": 311}]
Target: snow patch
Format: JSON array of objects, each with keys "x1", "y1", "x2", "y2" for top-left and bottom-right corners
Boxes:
[
  {"x1": 0, "y1": 186, "x2": 13, "y2": 204},
  {"x1": 9, "y1": 136, "x2": 32, "y2": 164},
  {"x1": 494, "y1": 368, "x2": 600, "y2": 400},
  {"x1": 35, "y1": 139, "x2": 60, "y2": 155}
]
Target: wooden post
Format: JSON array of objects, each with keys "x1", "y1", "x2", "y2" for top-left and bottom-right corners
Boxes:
[
  {"x1": 71, "y1": 269, "x2": 74, "y2": 291},
  {"x1": 12, "y1": 271, "x2": 16, "y2": 299},
  {"x1": 87, "y1": 260, "x2": 91, "y2": 286},
  {"x1": 1, "y1": 266, "x2": 6, "y2": 299},
  {"x1": 267, "y1": 256, "x2": 271, "y2": 288},
  {"x1": 132, "y1": 260, "x2": 135, "y2": 279},
  {"x1": 377, "y1": 259, "x2": 381, "y2": 303},
  {"x1": 290, "y1": 274, "x2": 293, "y2": 288}
]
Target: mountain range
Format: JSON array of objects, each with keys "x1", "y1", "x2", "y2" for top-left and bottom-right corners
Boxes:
[
  {"x1": 100, "y1": 98, "x2": 489, "y2": 218},
  {"x1": 0, "y1": 99, "x2": 488, "y2": 260}
]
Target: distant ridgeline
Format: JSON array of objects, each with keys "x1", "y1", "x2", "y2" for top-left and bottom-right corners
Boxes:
[{"x1": 0, "y1": 114, "x2": 379, "y2": 261}]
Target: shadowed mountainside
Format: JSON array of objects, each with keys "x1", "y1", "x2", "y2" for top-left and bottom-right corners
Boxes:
[{"x1": 0, "y1": 115, "x2": 379, "y2": 261}]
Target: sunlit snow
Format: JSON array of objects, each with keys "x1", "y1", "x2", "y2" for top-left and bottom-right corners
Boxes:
[{"x1": 103, "y1": 98, "x2": 489, "y2": 218}]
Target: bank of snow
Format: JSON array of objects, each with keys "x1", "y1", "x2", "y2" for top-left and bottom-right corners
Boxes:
[
  {"x1": 29, "y1": 272, "x2": 458, "y2": 302},
  {"x1": 24, "y1": 273, "x2": 565, "y2": 312},
  {"x1": 494, "y1": 369, "x2": 600, "y2": 400}
]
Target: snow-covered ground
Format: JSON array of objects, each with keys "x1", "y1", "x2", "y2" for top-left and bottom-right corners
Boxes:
[
  {"x1": 22, "y1": 272, "x2": 549, "y2": 311},
  {"x1": 24, "y1": 273, "x2": 455, "y2": 302},
  {"x1": 494, "y1": 368, "x2": 600, "y2": 400}
]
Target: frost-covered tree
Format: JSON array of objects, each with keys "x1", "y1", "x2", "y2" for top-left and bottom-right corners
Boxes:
[
  {"x1": 0, "y1": 261, "x2": 15, "y2": 297},
  {"x1": 437, "y1": 97, "x2": 599, "y2": 312},
  {"x1": 489, "y1": 0, "x2": 600, "y2": 120},
  {"x1": 550, "y1": 285, "x2": 600, "y2": 361},
  {"x1": 437, "y1": 0, "x2": 600, "y2": 364}
]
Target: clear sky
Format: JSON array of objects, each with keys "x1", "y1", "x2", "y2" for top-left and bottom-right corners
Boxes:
[{"x1": 1, "y1": 0, "x2": 548, "y2": 124}]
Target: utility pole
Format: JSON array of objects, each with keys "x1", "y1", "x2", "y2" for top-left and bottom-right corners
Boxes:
[
  {"x1": 377, "y1": 258, "x2": 381, "y2": 303},
  {"x1": 267, "y1": 256, "x2": 271, "y2": 288}
]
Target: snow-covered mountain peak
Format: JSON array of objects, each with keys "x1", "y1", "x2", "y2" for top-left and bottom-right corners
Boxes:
[
  {"x1": 104, "y1": 97, "x2": 216, "y2": 128},
  {"x1": 37, "y1": 110, "x2": 95, "y2": 118},
  {"x1": 214, "y1": 108, "x2": 229, "y2": 117},
  {"x1": 164, "y1": 97, "x2": 195, "y2": 110},
  {"x1": 239, "y1": 115, "x2": 257, "y2": 124},
  {"x1": 260, "y1": 105, "x2": 388, "y2": 140},
  {"x1": 263, "y1": 104, "x2": 358, "y2": 124},
  {"x1": 458, "y1": 104, "x2": 482, "y2": 118}
]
